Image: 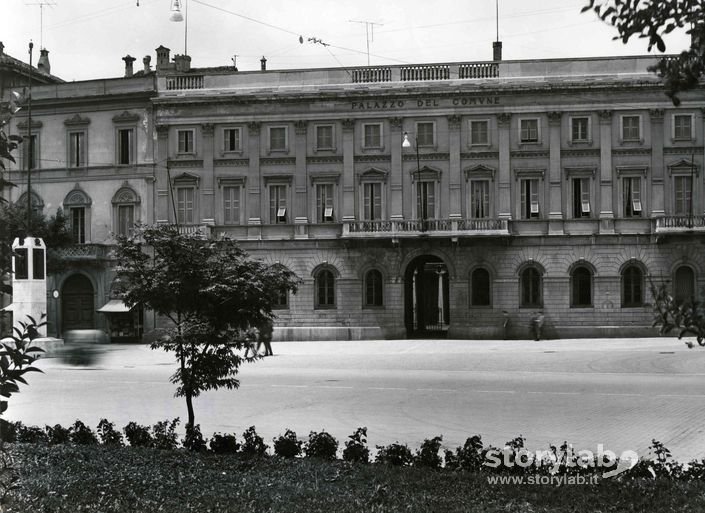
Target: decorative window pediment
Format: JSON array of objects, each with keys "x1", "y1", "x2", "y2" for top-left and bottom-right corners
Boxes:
[
  {"x1": 64, "y1": 186, "x2": 92, "y2": 206},
  {"x1": 64, "y1": 114, "x2": 91, "y2": 127},
  {"x1": 411, "y1": 166, "x2": 441, "y2": 182},
  {"x1": 112, "y1": 185, "x2": 140, "y2": 205},
  {"x1": 464, "y1": 164, "x2": 495, "y2": 181},
  {"x1": 310, "y1": 172, "x2": 340, "y2": 185},
  {"x1": 358, "y1": 167, "x2": 388, "y2": 183},
  {"x1": 17, "y1": 120, "x2": 43, "y2": 130},
  {"x1": 263, "y1": 174, "x2": 293, "y2": 185},
  {"x1": 217, "y1": 176, "x2": 246, "y2": 188},
  {"x1": 172, "y1": 171, "x2": 200, "y2": 187},
  {"x1": 668, "y1": 159, "x2": 699, "y2": 176},
  {"x1": 112, "y1": 111, "x2": 141, "y2": 124}
]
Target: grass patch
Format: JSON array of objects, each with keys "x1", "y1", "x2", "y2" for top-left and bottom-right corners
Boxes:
[{"x1": 4, "y1": 444, "x2": 705, "y2": 512}]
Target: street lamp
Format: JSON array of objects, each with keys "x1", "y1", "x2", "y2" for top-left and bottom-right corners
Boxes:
[
  {"x1": 402, "y1": 132, "x2": 426, "y2": 232},
  {"x1": 170, "y1": 0, "x2": 188, "y2": 55}
]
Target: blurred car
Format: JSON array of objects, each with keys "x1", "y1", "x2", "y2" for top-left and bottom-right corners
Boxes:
[{"x1": 60, "y1": 329, "x2": 108, "y2": 366}]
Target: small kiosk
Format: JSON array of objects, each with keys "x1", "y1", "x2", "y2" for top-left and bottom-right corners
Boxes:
[{"x1": 3, "y1": 237, "x2": 47, "y2": 336}]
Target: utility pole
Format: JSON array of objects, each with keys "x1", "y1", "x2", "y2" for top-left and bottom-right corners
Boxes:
[
  {"x1": 26, "y1": 41, "x2": 33, "y2": 235},
  {"x1": 349, "y1": 20, "x2": 383, "y2": 66},
  {"x1": 25, "y1": 1, "x2": 55, "y2": 51}
]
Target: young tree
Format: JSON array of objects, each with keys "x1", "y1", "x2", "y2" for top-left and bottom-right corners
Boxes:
[
  {"x1": 651, "y1": 280, "x2": 705, "y2": 347},
  {"x1": 582, "y1": 0, "x2": 705, "y2": 105},
  {"x1": 115, "y1": 224, "x2": 299, "y2": 432}
]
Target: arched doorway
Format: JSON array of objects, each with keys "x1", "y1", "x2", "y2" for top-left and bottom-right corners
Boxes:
[
  {"x1": 404, "y1": 255, "x2": 450, "y2": 337},
  {"x1": 61, "y1": 274, "x2": 95, "y2": 333}
]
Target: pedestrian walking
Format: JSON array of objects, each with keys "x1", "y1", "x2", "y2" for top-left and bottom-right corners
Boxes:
[
  {"x1": 531, "y1": 311, "x2": 544, "y2": 341},
  {"x1": 257, "y1": 318, "x2": 274, "y2": 356}
]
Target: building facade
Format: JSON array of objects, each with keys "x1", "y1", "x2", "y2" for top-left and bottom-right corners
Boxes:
[{"x1": 3, "y1": 46, "x2": 704, "y2": 340}]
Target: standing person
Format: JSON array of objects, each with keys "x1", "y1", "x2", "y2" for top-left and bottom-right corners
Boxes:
[{"x1": 257, "y1": 318, "x2": 274, "y2": 356}]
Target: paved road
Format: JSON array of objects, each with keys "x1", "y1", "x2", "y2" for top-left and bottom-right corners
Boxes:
[{"x1": 7, "y1": 337, "x2": 705, "y2": 462}]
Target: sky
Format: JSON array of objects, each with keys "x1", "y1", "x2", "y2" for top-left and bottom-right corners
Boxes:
[{"x1": 1, "y1": 0, "x2": 693, "y2": 82}]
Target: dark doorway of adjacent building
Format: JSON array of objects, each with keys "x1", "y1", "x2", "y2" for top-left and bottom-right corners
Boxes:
[
  {"x1": 404, "y1": 255, "x2": 449, "y2": 338},
  {"x1": 61, "y1": 274, "x2": 95, "y2": 332}
]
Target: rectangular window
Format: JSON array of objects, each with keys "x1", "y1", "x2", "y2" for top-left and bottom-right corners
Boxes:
[
  {"x1": 176, "y1": 187, "x2": 194, "y2": 224},
  {"x1": 14, "y1": 248, "x2": 28, "y2": 280},
  {"x1": 117, "y1": 128, "x2": 134, "y2": 165},
  {"x1": 24, "y1": 134, "x2": 38, "y2": 170},
  {"x1": 571, "y1": 117, "x2": 590, "y2": 142},
  {"x1": 223, "y1": 186, "x2": 241, "y2": 225},
  {"x1": 621, "y1": 115, "x2": 641, "y2": 141},
  {"x1": 470, "y1": 180, "x2": 490, "y2": 219},
  {"x1": 316, "y1": 125, "x2": 334, "y2": 150},
  {"x1": 316, "y1": 184, "x2": 334, "y2": 223},
  {"x1": 470, "y1": 120, "x2": 489, "y2": 146},
  {"x1": 520, "y1": 119, "x2": 539, "y2": 143},
  {"x1": 363, "y1": 123, "x2": 382, "y2": 148},
  {"x1": 269, "y1": 126, "x2": 287, "y2": 151},
  {"x1": 71, "y1": 207, "x2": 86, "y2": 244},
  {"x1": 674, "y1": 176, "x2": 693, "y2": 215},
  {"x1": 117, "y1": 205, "x2": 135, "y2": 236},
  {"x1": 224, "y1": 128, "x2": 241, "y2": 152},
  {"x1": 416, "y1": 122, "x2": 435, "y2": 147},
  {"x1": 572, "y1": 177, "x2": 591, "y2": 218},
  {"x1": 520, "y1": 179, "x2": 540, "y2": 219},
  {"x1": 624, "y1": 177, "x2": 642, "y2": 217},
  {"x1": 269, "y1": 185, "x2": 287, "y2": 224},
  {"x1": 32, "y1": 248, "x2": 45, "y2": 280},
  {"x1": 177, "y1": 130, "x2": 194, "y2": 154},
  {"x1": 68, "y1": 131, "x2": 86, "y2": 167},
  {"x1": 673, "y1": 114, "x2": 693, "y2": 140},
  {"x1": 416, "y1": 181, "x2": 435, "y2": 220},
  {"x1": 362, "y1": 182, "x2": 382, "y2": 221}
]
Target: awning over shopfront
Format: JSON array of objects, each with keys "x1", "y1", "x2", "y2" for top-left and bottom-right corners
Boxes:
[
  {"x1": 96, "y1": 299, "x2": 132, "y2": 313},
  {"x1": 0, "y1": 304, "x2": 15, "y2": 312}
]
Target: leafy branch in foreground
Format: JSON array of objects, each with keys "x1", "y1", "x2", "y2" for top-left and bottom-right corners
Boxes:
[{"x1": 582, "y1": 0, "x2": 705, "y2": 105}]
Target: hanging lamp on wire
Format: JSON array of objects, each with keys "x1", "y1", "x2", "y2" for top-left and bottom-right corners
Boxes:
[{"x1": 169, "y1": 0, "x2": 184, "y2": 22}]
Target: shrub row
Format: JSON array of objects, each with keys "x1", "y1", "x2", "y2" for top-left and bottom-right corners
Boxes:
[{"x1": 2, "y1": 419, "x2": 704, "y2": 480}]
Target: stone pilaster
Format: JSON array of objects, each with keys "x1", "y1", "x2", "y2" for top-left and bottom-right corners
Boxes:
[
  {"x1": 155, "y1": 124, "x2": 170, "y2": 223},
  {"x1": 448, "y1": 114, "x2": 462, "y2": 219},
  {"x1": 598, "y1": 110, "x2": 614, "y2": 233},
  {"x1": 341, "y1": 119, "x2": 355, "y2": 222},
  {"x1": 547, "y1": 111, "x2": 563, "y2": 234},
  {"x1": 201, "y1": 123, "x2": 215, "y2": 224},
  {"x1": 294, "y1": 120, "x2": 308, "y2": 224},
  {"x1": 650, "y1": 108, "x2": 665, "y2": 217},
  {"x1": 247, "y1": 122, "x2": 261, "y2": 227},
  {"x1": 497, "y1": 113, "x2": 512, "y2": 220},
  {"x1": 389, "y1": 117, "x2": 404, "y2": 220}
]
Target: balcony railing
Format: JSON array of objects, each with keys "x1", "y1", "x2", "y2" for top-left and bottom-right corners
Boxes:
[
  {"x1": 342, "y1": 218, "x2": 509, "y2": 238},
  {"x1": 158, "y1": 224, "x2": 214, "y2": 238},
  {"x1": 52, "y1": 244, "x2": 113, "y2": 260},
  {"x1": 165, "y1": 75, "x2": 204, "y2": 90},
  {"x1": 654, "y1": 215, "x2": 705, "y2": 233}
]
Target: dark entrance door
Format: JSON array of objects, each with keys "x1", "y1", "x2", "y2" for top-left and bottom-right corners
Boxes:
[
  {"x1": 405, "y1": 255, "x2": 449, "y2": 337},
  {"x1": 62, "y1": 274, "x2": 94, "y2": 332}
]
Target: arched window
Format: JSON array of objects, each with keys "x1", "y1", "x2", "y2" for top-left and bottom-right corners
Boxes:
[
  {"x1": 315, "y1": 269, "x2": 336, "y2": 309},
  {"x1": 63, "y1": 187, "x2": 92, "y2": 244},
  {"x1": 520, "y1": 267, "x2": 542, "y2": 308},
  {"x1": 571, "y1": 266, "x2": 593, "y2": 307},
  {"x1": 470, "y1": 268, "x2": 491, "y2": 306},
  {"x1": 674, "y1": 266, "x2": 695, "y2": 303},
  {"x1": 112, "y1": 185, "x2": 140, "y2": 237},
  {"x1": 621, "y1": 265, "x2": 644, "y2": 307},
  {"x1": 364, "y1": 269, "x2": 383, "y2": 307}
]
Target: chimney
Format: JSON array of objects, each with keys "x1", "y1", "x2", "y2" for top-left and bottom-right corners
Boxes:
[
  {"x1": 122, "y1": 55, "x2": 136, "y2": 77},
  {"x1": 155, "y1": 45, "x2": 171, "y2": 71},
  {"x1": 260, "y1": 56, "x2": 267, "y2": 71},
  {"x1": 492, "y1": 41, "x2": 502, "y2": 61},
  {"x1": 37, "y1": 48, "x2": 51, "y2": 75},
  {"x1": 143, "y1": 55, "x2": 151, "y2": 74},
  {"x1": 174, "y1": 54, "x2": 191, "y2": 72}
]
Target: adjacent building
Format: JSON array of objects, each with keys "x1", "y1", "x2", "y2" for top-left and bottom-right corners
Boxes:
[{"x1": 2, "y1": 43, "x2": 703, "y2": 340}]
